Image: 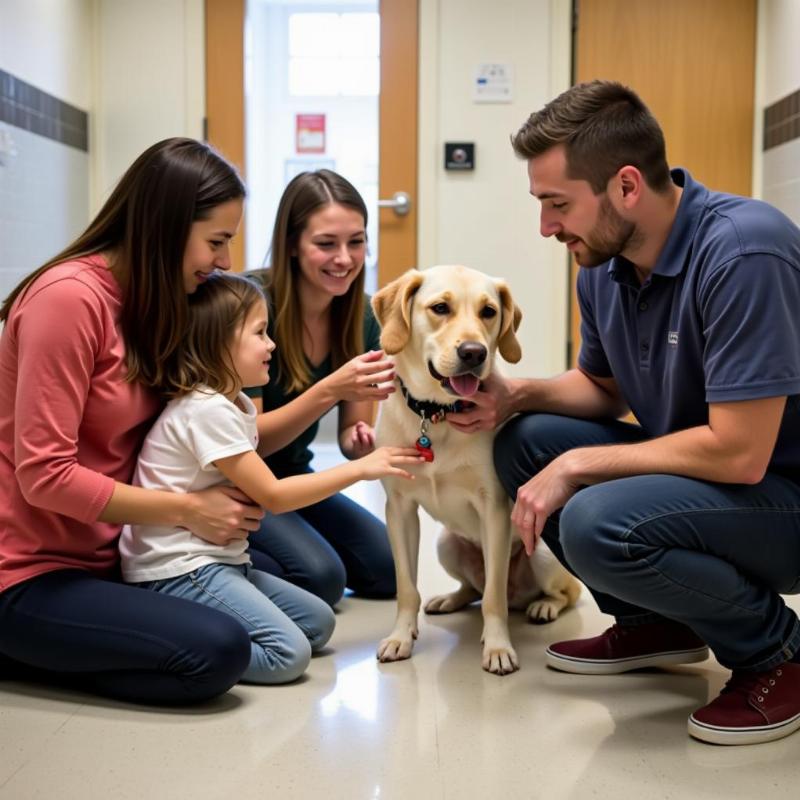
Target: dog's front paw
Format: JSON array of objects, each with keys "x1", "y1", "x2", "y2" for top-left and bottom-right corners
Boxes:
[
  {"x1": 377, "y1": 629, "x2": 417, "y2": 662},
  {"x1": 526, "y1": 596, "x2": 566, "y2": 624},
  {"x1": 481, "y1": 640, "x2": 519, "y2": 675}
]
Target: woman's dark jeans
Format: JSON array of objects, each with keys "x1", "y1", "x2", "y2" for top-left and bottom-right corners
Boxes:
[
  {"x1": 248, "y1": 470, "x2": 396, "y2": 607},
  {"x1": 0, "y1": 569, "x2": 250, "y2": 704}
]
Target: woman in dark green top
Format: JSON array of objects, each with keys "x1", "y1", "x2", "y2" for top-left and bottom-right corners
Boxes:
[{"x1": 245, "y1": 170, "x2": 397, "y2": 606}]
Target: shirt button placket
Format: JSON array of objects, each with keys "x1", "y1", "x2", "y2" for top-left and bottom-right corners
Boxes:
[
  {"x1": 637, "y1": 293, "x2": 651, "y2": 368},
  {"x1": 640, "y1": 339, "x2": 651, "y2": 367}
]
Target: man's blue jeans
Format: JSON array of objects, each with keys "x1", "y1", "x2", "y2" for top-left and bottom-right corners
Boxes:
[{"x1": 494, "y1": 413, "x2": 800, "y2": 671}]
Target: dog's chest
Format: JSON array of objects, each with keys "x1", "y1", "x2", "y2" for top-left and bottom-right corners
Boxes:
[
  {"x1": 378, "y1": 400, "x2": 503, "y2": 543},
  {"x1": 406, "y1": 471, "x2": 485, "y2": 539}
]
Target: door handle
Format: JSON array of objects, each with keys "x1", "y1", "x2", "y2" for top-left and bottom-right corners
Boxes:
[{"x1": 377, "y1": 191, "x2": 411, "y2": 217}]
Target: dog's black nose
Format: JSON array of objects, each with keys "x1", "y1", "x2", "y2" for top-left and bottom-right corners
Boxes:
[{"x1": 457, "y1": 341, "x2": 487, "y2": 367}]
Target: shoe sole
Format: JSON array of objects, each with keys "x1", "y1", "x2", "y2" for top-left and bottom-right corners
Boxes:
[
  {"x1": 688, "y1": 711, "x2": 800, "y2": 746},
  {"x1": 545, "y1": 645, "x2": 709, "y2": 675}
]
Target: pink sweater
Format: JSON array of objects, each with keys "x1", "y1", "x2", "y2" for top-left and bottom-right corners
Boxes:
[{"x1": 0, "y1": 255, "x2": 162, "y2": 592}]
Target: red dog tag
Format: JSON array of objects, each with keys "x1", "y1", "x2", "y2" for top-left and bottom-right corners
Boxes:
[{"x1": 415, "y1": 435, "x2": 434, "y2": 462}]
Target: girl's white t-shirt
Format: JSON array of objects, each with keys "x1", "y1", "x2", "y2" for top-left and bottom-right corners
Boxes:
[{"x1": 119, "y1": 388, "x2": 259, "y2": 583}]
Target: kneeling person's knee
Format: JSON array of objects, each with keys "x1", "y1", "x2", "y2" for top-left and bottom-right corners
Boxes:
[
  {"x1": 307, "y1": 560, "x2": 347, "y2": 608},
  {"x1": 249, "y1": 626, "x2": 313, "y2": 685},
  {"x1": 559, "y1": 489, "x2": 622, "y2": 584},
  {"x1": 308, "y1": 601, "x2": 336, "y2": 652}
]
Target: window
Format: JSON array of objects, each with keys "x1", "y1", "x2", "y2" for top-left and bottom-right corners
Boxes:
[{"x1": 288, "y1": 12, "x2": 379, "y2": 96}]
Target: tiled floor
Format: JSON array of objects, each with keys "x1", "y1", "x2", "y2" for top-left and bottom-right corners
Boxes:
[{"x1": 2, "y1": 443, "x2": 800, "y2": 799}]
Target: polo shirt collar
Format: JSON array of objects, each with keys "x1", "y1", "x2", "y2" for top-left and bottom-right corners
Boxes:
[{"x1": 608, "y1": 168, "x2": 709, "y2": 283}]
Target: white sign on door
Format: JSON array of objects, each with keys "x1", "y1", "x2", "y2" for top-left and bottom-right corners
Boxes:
[{"x1": 474, "y1": 63, "x2": 514, "y2": 104}]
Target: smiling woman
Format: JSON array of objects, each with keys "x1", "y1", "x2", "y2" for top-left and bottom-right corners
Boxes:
[
  {"x1": 244, "y1": 170, "x2": 399, "y2": 607},
  {"x1": 0, "y1": 138, "x2": 262, "y2": 705},
  {"x1": 181, "y1": 197, "x2": 244, "y2": 292},
  {"x1": 295, "y1": 203, "x2": 367, "y2": 305}
]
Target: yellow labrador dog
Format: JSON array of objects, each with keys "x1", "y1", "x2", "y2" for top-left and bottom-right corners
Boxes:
[{"x1": 372, "y1": 265, "x2": 580, "y2": 675}]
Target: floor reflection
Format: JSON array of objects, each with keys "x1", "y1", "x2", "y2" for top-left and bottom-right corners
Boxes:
[{"x1": 319, "y1": 654, "x2": 380, "y2": 721}]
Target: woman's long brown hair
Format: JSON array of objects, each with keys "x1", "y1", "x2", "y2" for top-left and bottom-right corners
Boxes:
[
  {"x1": 1, "y1": 137, "x2": 245, "y2": 391},
  {"x1": 262, "y1": 170, "x2": 367, "y2": 393}
]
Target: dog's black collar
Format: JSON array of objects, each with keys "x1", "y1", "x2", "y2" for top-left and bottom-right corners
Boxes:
[{"x1": 397, "y1": 377, "x2": 466, "y2": 423}]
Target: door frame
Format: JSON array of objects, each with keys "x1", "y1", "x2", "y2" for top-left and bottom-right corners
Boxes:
[
  {"x1": 378, "y1": 0, "x2": 418, "y2": 286},
  {"x1": 204, "y1": 0, "x2": 419, "y2": 282},
  {"x1": 205, "y1": 0, "x2": 246, "y2": 271}
]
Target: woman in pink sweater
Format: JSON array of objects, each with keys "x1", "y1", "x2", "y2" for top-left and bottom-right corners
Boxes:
[{"x1": 0, "y1": 138, "x2": 260, "y2": 704}]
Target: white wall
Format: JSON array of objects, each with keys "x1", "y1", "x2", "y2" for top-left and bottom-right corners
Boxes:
[
  {"x1": 0, "y1": 0, "x2": 207, "y2": 299},
  {"x1": 753, "y1": 0, "x2": 800, "y2": 222},
  {"x1": 758, "y1": 0, "x2": 800, "y2": 106},
  {"x1": 0, "y1": 0, "x2": 207, "y2": 214},
  {"x1": 91, "y1": 0, "x2": 206, "y2": 210},
  {"x1": 0, "y1": 0, "x2": 93, "y2": 297},
  {"x1": 418, "y1": 0, "x2": 572, "y2": 378},
  {"x1": 0, "y1": 0, "x2": 93, "y2": 108}
]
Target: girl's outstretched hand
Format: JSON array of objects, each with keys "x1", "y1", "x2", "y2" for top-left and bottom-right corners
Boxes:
[
  {"x1": 357, "y1": 446, "x2": 426, "y2": 481},
  {"x1": 327, "y1": 350, "x2": 396, "y2": 402}
]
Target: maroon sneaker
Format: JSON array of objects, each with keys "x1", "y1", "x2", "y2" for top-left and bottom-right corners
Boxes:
[
  {"x1": 546, "y1": 620, "x2": 708, "y2": 674},
  {"x1": 688, "y1": 662, "x2": 800, "y2": 745}
]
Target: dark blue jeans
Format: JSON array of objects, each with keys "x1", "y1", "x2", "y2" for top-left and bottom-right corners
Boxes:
[
  {"x1": 0, "y1": 569, "x2": 250, "y2": 704},
  {"x1": 247, "y1": 470, "x2": 396, "y2": 607},
  {"x1": 494, "y1": 413, "x2": 800, "y2": 671}
]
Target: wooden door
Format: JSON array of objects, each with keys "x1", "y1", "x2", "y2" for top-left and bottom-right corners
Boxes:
[
  {"x1": 568, "y1": 0, "x2": 757, "y2": 364},
  {"x1": 378, "y1": 0, "x2": 418, "y2": 286},
  {"x1": 205, "y1": 0, "x2": 246, "y2": 272},
  {"x1": 204, "y1": 0, "x2": 418, "y2": 283}
]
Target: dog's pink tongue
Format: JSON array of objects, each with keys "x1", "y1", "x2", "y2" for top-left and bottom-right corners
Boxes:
[{"x1": 448, "y1": 374, "x2": 480, "y2": 397}]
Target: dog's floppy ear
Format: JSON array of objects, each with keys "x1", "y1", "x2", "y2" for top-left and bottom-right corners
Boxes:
[
  {"x1": 371, "y1": 269, "x2": 425, "y2": 354},
  {"x1": 495, "y1": 279, "x2": 523, "y2": 363}
]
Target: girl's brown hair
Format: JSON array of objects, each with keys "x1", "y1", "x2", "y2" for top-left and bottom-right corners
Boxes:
[
  {"x1": 1, "y1": 137, "x2": 246, "y2": 390},
  {"x1": 262, "y1": 169, "x2": 367, "y2": 393},
  {"x1": 165, "y1": 272, "x2": 265, "y2": 398}
]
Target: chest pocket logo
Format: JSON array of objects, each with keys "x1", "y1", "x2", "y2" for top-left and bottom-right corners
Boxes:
[{"x1": 667, "y1": 331, "x2": 679, "y2": 347}]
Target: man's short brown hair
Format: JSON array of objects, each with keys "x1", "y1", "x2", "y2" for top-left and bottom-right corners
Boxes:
[{"x1": 512, "y1": 80, "x2": 672, "y2": 194}]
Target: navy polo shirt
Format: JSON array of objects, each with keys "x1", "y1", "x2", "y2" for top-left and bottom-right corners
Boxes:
[{"x1": 577, "y1": 168, "x2": 800, "y2": 469}]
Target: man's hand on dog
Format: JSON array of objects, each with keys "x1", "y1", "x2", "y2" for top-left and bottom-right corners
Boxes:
[
  {"x1": 445, "y1": 373, "x2": 515, "y2": 433},
  {"x1": 512, "y1": 455, "x2": 581, "y2": 555}
]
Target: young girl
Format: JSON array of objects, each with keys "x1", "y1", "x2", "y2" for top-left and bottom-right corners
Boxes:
[
  {"x1": 0, "y1": 138, "x2": 260, "y2": 704},
  {"x1": 246, "y1": 170, "x2": 398, "y2": 606},
  {"x1": 119, "y1": 272, "x2": 422, "y2": 683}
]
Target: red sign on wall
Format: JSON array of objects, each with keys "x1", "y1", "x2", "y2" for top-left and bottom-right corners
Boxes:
[{"x1": 296, "y1": 113, "x2": 326, "y2": 154}]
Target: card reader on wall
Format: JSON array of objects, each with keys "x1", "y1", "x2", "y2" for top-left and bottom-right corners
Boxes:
[{"x1": 444, "y1": 142, "x2": 475, "y2": 171}]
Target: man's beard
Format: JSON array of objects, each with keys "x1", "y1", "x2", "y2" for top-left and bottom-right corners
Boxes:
[{"x1": 569, "y1": 195, "x2": 639, "y2": 268}]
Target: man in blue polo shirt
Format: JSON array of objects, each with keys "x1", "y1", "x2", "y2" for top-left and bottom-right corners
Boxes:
[{"x1": 448, "y1": 80, "x2": 800, "y2": 746}]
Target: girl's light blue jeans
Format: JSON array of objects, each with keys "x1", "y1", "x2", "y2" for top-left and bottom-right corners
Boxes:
[
  {"x1": 494, "y1": 413, "x2": 800, "y2": 672},
  {"x1": 140, "y1": 563, "x2": 336, "y2": 684}
]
